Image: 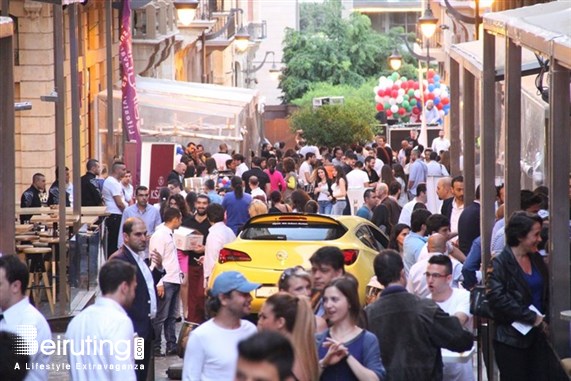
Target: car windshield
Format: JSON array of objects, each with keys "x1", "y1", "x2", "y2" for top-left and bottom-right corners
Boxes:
[{"x1": 241, "y1": 223, "x2": 346, "y2": 241}]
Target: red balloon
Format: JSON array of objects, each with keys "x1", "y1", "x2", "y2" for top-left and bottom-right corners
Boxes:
[
  {"x1": 413, "y1": 82, "x2": 419, "y2": 90},
  {"x1": 398, "y1": 107, "x2": 406, "y2": 116},
  {"x1": 412, "y1": 107, "x2": 420, "y2": 115},
  {"x1": 427, "y1": 93, "x2": 435, "y2": 100},
  {"x1": 376, "y1": 103, "x2": 384, "y2": 111},
  {"x1": 391, "y1": 90, "x2": 399, "y2": 98},
  {"x1": 408, "y1": 79, "x2": 415, "y2": 87},
  {"x1": 427, "y1": 69, "x2": 435, "y2": 79},
  {"x1": 441, "y1": 97, "x2": 450, "y2": 105},
  {"x1": 377, "y1": 89, "x2": 383, "y2": 97},
  {"x1": 392, "y1": 84, "x2": 399, "y2": 91},
  {"x1": 386, "y1": 110, "x2": 393, "y2": 117},
  {"x1": 436, "y1": 103, "x2": 443, "y2": 110}
]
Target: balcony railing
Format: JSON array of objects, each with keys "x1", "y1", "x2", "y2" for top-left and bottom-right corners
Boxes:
[
  {"x1": 133, "y1": 0, "x2": 177, "y2": 40},
  {"x1": 247, "y1": 21, "x2": 267, "y2": 41}
]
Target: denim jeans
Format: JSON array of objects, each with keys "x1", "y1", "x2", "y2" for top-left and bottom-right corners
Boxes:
[
  {"x1": 318, "y1": 200, "x2": 332, "y2": 215},
  {"x1": 153, "y1": 282, "x2": 180, "y2": 352},
  {"x1": 331, "y1": 200, "x2": 347, "y2": 215}
]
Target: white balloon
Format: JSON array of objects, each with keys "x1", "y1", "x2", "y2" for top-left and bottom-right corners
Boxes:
[
  {"x1": 439, "y1": 110, "x2": 445, "y2": 117},
  {"x1": 391, "y1": 105, "x2": 399, "y2": 113},
  {"x1": 375, "y1": 95, "x2": 383, "y2": 103},
  {"x1": 398, "y1": 88, "x2": 405, "y2": 96},
  {"x1": 396, "y1": 95, "x2": 404, "y2": 104},
  {"x1": 433, "y1": 88, "x2": 442, "y2": 96},
  {"x1": 414, "y1": 90, "x2": 421, "y2": 98},
  {"x1": 395, "y1": 80, "x2": 402, "y2": 87},
  {"x1": 389, "y1": 98, "x2": 396, "y2": 106},
  {"x1": 441, "y1": 91, "x2": 449, "y2": 98},
  {"x1": 379, "y1": 76, "x2": 387, "y2": 83},
  {"x1": 386, "y1": 79, "x2": 394, "y2": 88}
]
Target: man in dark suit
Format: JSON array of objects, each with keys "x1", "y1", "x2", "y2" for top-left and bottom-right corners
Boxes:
[
  {"x1": 110, "y1": 217, "x2": 164, "y2": 381},
  {"x1": 458, "y1": 185, "x2": 481, "y2": 255},
  {"x1": 441, "y1": 176, "x2": 464, "y2": 235},
  {"x1": 167, "y1": 162, "x2": 186, "y2": 188}
]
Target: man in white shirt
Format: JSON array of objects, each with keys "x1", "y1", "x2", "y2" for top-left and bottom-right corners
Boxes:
[
  {"x1": 182, "y1": 271, "x2": 259, "y2": 381},
  {"x1": 298, "y1": 152, "x2": 316, "y2": 187},
  {"x1": 66, "y1": 260, "x2": 138, "y2": 381},
  {"x1": 427, "y1": 255, "x2": 474, "y2": 381},
  {"x1": 449, "y1": 177, "x2": 465, "y2": 235},
  {"x1": 249, "y1": 176, "x2": 267, "y2": 203},
  {"x1": 150, "y1": 207, "x2": 183, "y2": 356},
  {"x1": 0, "y1": 255, "x2": 52, "y2": 381},
  {"x1": 346, "y1": 161, "x2": 370, "y2": 189},
  {"x1": 398, "y1": 183, "x2": 428, "y2": 226},
  {"x1": 103, "y1": 161, "x2": 127, "y2": 257},
  {"x1": 425, "y1": 149, "x2": 449, "y2": 177},
  {"x1": 424, "y1": 100, "x2": 441, "y2": 125},
  {"x1": 202, "y1": 204, "x2": 236, "y2": 285},
  {"x1": 211, "y1": 143, "x2": 233, "y2": 171},
  {"x1": 431, "y1": 129, "x2": 451, "y2": 154},
  {"x1": 407, "y1": 234, "x2": 462, "y2": 298},
  {"x1": 233, "y1": 154, "x2": 249, "y2": 177},
  {"x1": 121, "y1": 170, "x2": 135, "y2": 206}
]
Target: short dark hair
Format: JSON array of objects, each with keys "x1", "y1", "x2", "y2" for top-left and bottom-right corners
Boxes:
[
  {"x1": 204, "y1": 179, "x2": 216, "y2": 191},
  {"x1": 207, "y1": 203, "x2": 225, "y2": 223},
  {"x1": 410, "y1": 209, "x2": 432, "y2": 232},
  {"x1": 196, "y1": 194, "x2": 210, "y2": 204},
  {"x1": 86, "y1": 158, "x2": 99, "y2": 171},
  {"x1": 111, "y1": 161, "x2": 125, "y2": 173},
  {"x1": 416, "y1": 183, "x2": 427, "y2": 197},
  {"x1": 163, "y1": 207, "x2": 182, "y2": 222},
  {"x1": 374, "y1": 249, "x2": 403, "y2": 287},
  {"x1": 389, "y1": 181, "x2": 401, "y2": 196},
  {"x1": 451, "y1": 175, "x2": 464, "y2": 188},
  {"x1": 305, "y1": 152, "x2": 316, "y2": 161},
  {"x1": 505, "y1": 211, "x2": 543, "y2": 247},
  {"x1": 365, "y1": 156, "x2": 375, "y2": 165},
  {"x1": 237, "y1": 331, "x2": 294, "y2": 381},
  {"x1": 167, "y1": 179, "x2": 181, "y2": 188},
  {"x1": 325, "y1": 277, "x2": 361, "y2": 323},
  {"x1": 135, "y1": 185, "x2": 148, "y2": 196},
  {"x1": 32, "y1": 173, "x2": 45, "y2": 183},
  {"x1": 122, "y1": 217, "x2": 143, "y2": 235},
  {"x1": 429, "y1": 151, "x2": 438, "y2": 161},
  {"x1": 98, "y1": 260, "x2": 137, "y2": 295},
  {"x1": 520, "y1": 190, "x2": 543, "y2": 211},
  {"x1": 233, "y1": 153, "x2": 245, "y2": 162},
  {"x1": 252, "y1": 156, "x2": 263, "y2": 167},
  {"x1": 363, "y1": 189, "x2": 374, "y2": 201},
  {"x1": 425, "y1": 214, "x2": 450, "y2": 234},
  {"x1": 309, "y1": 246, "x2": 345, "y2": 272},
  {"x1": 428, "y1": 254, "x2": 453, "y2": 275},
  {"x1": 0, "y1": 255, "x2": 29, "y2": 294}
]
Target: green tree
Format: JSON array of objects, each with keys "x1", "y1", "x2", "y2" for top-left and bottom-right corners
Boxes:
[
  {"x1": 289, "y1": 81, "x2": 376, "y2": 147},
  {"x1": 280, "y1": 0, "x2": 417, "y2": 103}
]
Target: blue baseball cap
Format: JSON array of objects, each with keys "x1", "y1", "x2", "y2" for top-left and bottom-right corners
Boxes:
[{"x1": 211, "y1": 271, "x2": 261, "y2": 295}]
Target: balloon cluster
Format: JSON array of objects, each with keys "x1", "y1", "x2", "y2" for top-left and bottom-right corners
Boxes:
[
  {"x1": 373, "y1": 70, "x2": 451, "y2": 123},
  {"x1": 218, "y1": 175, "x2": 231, "y2": 189}
]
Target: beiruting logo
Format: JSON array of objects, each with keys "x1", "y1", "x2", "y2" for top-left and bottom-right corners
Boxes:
[{"x1": 13, "y1": 325, "x2": 144, "y2": 361}]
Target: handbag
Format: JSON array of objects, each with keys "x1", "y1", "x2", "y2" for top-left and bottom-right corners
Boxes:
[
  {"x1": 469, "y1": 285, "x2": 494, "y2": 319},
  {"x1": 176, "y1": 321, "x2": 199, "y2": 358}
]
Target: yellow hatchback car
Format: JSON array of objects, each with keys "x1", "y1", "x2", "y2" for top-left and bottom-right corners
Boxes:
[{"x1": 207, "y1": 213, "x2": 389, "y2": 313}]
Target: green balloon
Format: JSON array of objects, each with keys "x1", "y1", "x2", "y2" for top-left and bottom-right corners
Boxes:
[
  {"x1": 401, "y1": 76, "x2": 408, "y2": 82},
  {"x1": 402, "y1": 100, "x2": 410, "y2": 108},
  {"x1": 410, "y1": 98, "x2": 417, "y2": 106},
  {"x1": 402, "y1": 116, "x2": 410, "y2": 123},
  {"x1": 391, "y1": 72, "x2": 399, "y2": 81},
  {"x1": 384, "y1": 102, "x2": 391, "y2": 110},
  {"x1": 403, "y1": 94, "x2": 410, "y2": 101},
  {"x1": 405, "y1": 105, "x2": 412, "y2": 112},
  {"x1": 408, "y1": 89, "x2": 415, "y2": 97}
]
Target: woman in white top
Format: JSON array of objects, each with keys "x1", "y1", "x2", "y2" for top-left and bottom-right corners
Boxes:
[
  {"x1": 313, "y1": 167, "x2": 333, "y2": 215},
  {"x1": 330, "y1": 166, "x2": 347, "y2": 216}
]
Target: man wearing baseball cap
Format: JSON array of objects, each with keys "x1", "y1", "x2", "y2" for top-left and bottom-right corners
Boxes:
[{"x1": 182, "y1": 271, "x2": 260, "y2": 381}]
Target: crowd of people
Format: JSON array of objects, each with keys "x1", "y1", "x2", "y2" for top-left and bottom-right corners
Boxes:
[{"x1": 9, "y1": 130, "x2": 568, "y2": 381}]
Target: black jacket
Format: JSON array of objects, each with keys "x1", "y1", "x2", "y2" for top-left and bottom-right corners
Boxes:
[
  {"x1": 458, "y1": 201, "x2": 480, "y2": 254},
  {"x1": 110, "y1": 246, "x2": 165, "y2": 341},
  {"x1": 80, "y1": 172, "x2": 103, "y2": 206},
  {"x1": 440, "y1": 197, "x2": 453, "y2": 221},
  {"x1": 486, "y1": 246, "x2": 549, "y2": 348},
  {"x1": 366, "y1": 286, "x2": 473, "y2": 381}
]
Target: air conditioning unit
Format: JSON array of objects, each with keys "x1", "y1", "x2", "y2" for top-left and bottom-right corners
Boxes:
[{"x1": 312, "y1": 96, "x2": 345, "y2": 109}]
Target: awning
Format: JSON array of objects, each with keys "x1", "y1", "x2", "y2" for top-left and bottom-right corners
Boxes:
[
  {"x1": 484, "y1": 0, "x2": 571, "y2": 69},
  {"x1": 449, "y1": 36, "x2": 540, "y2": 80}
]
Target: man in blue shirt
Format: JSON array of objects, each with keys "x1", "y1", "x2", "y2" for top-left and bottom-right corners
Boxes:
[
  {"x1": 403, "y1": 208, "x2": 432, "y2": 274},
  {"x1": 356, "y1": 189, "x2": 379, "y2": 220},
  {"x1": 203, "y1": 179, "x2": 223, "y2": 204},
  {"x1": 118, "y1": 185, "x2": 162, "y2": 256},
  {"x1": 407, "y1": 149, "x2": 427, "y2": 199}
]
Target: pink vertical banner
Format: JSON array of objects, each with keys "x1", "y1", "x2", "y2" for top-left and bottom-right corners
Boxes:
[{"x1": 119, "y1": 0, "x2": 142, "y2": 185}]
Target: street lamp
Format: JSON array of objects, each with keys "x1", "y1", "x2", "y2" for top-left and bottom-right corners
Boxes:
[
  {"x1": 418, "y1": 6, "x2": 438, "y2": 69},
  {"x1": 388, "y1": 48, "x2": 403, "y2": 71},
  {"x1": 442, "y1": 0, "x2": 495, "y2": 40},
  {"x1": 174, "y1": 0, "x2": 199, "y2": 27},
  {"x1": 245, "y1": 51, "x2": 281, "y2": 85},
  {"x1": 233, "y1": 8, "x2": 250, "y2": 53}
]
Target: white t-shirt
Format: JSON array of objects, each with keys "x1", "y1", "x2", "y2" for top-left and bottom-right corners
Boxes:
[
  {"x1": 250, "y1": 187, "x2": 267, "y2": 202},
  {"x1": 212, "y1": 152, "x2": 232, "y2": 170},
  {"x1": 407, "y1": 252, "x2": 463, "y2": 297},
  {"x1": 235, "y1": 163, "x2": 249, "y2": 177},
  {"x1": 432, "y1": 288, "x2": 474, "y2": 381},
  {"x1": 183, "y1": 318, "x2": 257, "y2": 381},
  {"x1": 432, "y1": 137, "x2": 451, "y2": 153},
  {"x1": 450, "y1": 200, "x2": 464, "y2": 234},
  {"x1": 102, "y1": 176, "x2": 123, "y2": 215},
  {"x1": 374, "y1": 158, "x2": 384, "y2": 177},
  {"x1": 298, "y1": 161, "x2": 312, "y2": 186},
  {"x1": 346, "y1": 169, "x2": 370, "y2": 189}
]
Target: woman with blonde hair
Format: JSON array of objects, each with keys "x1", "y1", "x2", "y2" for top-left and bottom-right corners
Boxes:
[
  {"x1": 248, "y1": 199, "x2": 268, "y2": 218},
  {"x1": 258, "y1": 292, "x2": 319, "y2": 381}
]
